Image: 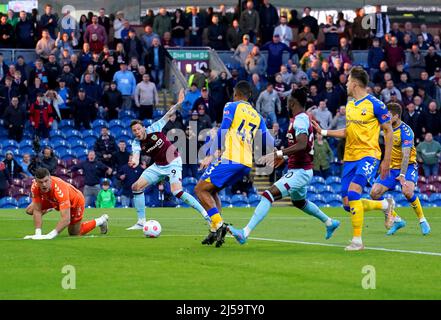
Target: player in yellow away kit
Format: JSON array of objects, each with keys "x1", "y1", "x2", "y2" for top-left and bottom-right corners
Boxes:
[
  {"x1": 313, "y1": 66, "x2": 394, "y2": 251},
  {"x1": 370, "y1": 103, "x2": 431, "y2": 236},
  {"x1": 195, "y1": 81, "x2": 274, "y2": 247}
]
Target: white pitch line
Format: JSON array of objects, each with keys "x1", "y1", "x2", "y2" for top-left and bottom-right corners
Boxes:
[
  {"x1": 248, "y1": 237, "x2": 441, "y2": 257},
  {"x1": 1, "y1": 233, "x2": 440, "y2": 257}
]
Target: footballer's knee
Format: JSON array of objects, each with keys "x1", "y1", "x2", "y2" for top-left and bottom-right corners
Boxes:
[
  {"x1": 25, "y1": 203, "x2": 34, "y2": 215},
  {"x1": 131, "y1": 182, "x2": 144, "y2": 193},
  {"x1": 292, "y1": 199, "x2": 307, "y2": 209},
  {"x1": 402, "y1": 188, "x2": 414, "y2": 200},
  {"x1": 370, "y1": 185, "x2": 383, "y2": 200}
]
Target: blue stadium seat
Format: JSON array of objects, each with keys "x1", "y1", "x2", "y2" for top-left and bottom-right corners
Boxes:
[
  {"x1": 51, "y1": 138, "x2": 69, "y2": 149},
  {"x1": 67, "y1": 137, "x2": 87, "y2": 148},
  {"x1": 321, "y1": 185, "x2": 335, "y2": 194},
  {"x1": 325, "y1": 194, "x2": 342, "y2": 207},
  {"x1": 18, "y1": 196, "x2": 32, "y2": 208},
  {"x1": 248, "y1": 194, "x2": 261, "y2": 207},
  {"x1": 84, "y1": 136, "x2": 97, "y2": 148},
  {"x1": 64, "y1": 129, "x2": 82, "y2": 139},
  {"x1": 121, "y1": 118, "x2": 133, "y2": 129},
  {"x1": 0, "y1": 139, "x2": 19, "y2": 149},
  {"x1": 220, "y1": 195, "x2": 232, "y2": 208},
  {"x1": 18, "y1": 139, "x2": 33, "y2": 149},
  {"x1": 109, "y1": 124, "x2": 124, "y2": 135},
  {"x1": 83, "y1": 129, "x2": 97, "y2": 138},
  {"x1": 0, "y1": 197, "x2": 18, "y2": 208},
  {"x1": 143, "y1": 119, "x2": 153, "y2": 127},
  {"x1": 119, "y1": 130, "x2": 132, "y2": 142},
  {"x1": 59, "y1": 119, "x2": 75, "y2": 130},
  {"x1": 54, "y1": 145, "x2": 71, "y2": 156},
  {"x1": 249, "y1": 187, "x2": 258, "y2": 195},
  {"x1": 58, "y1": 149, "x2": 75, "y2": 160},
  {"x1": 330, "y1": 163, "x2": 341, "y2": 176},
  {"x1": 49, "y1": 129, "x2": 66, "y2": 140},
  {"x1": 419, "y1": 194, "x2": 430, "y2": 202},
  {"x1": 92, "y1": 119, "x2": 108, "y2": 129},
  {"x1": 395, "y1": 194, "x2": 406, "y2": 203},
  {"x1": 153, "y1": 109, "x2": 166, "y2": 119},
  {"x1": 182, "y1": 177, "x2": 198, "y2": 191},
  {"x1": 19, "y1": 146, "x2": 34, "y2": 155},
  {"x1": 71, "y1": 146, "x2": 88, "y2": 157},
  {"x1": 325, "y1": 176, "x2": 341, "y2": 185},
  {"x1": 231, "y1": 195, "x2": 249, "y2": 207},
  {"x1": 311, "y1": 176, "x2": 326, "y2": 186},
  {"x1": 118, "y1": 110, "x2": 136, "y2": 119},
  {"x1": 2, "y1": 146, "x2": 19, "y2": 155},
  {"x1": 109, "y1": 119, "x2": 123, "y2": 127},
  {"x1": 306, "y1": 185, "x2": 318, "y2": 194},
  {"x1": 309, "y1": 194, "x2": 325, "y2": 203}
]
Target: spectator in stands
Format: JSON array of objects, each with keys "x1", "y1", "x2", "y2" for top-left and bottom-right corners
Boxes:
[
  {"x1": 118, "y1": 154, "x2": 145, "y2": 207},
  {"x1": 390, "y1": 22, "x2": 404, "y2": 47},
  {"x1": 416, "y1": 34, "x2": 430, "y2": 51},
  {"x1": 141, "y1": 25, "x2": 159, "y2": 53},
  {"x1": 20, "y1": 153, "x2": 32, "y2": 177},
  {"x1": 352, "y1": 8, "x2": 369, "y2": 50},
  {"x1": 417, "y1": 133, "x2": 441, "y2": 178},
  {"x1": 191, "y1": 87, "x2": 214, "y2": 122},
  {"x1": 273, "y1": 15, "x2": 292, "y2": 47},
  {"x1": 112, "y1": 61, "x2": 136, "y2": 110},
  {"x1": 71, "y1": 87, "x2": 95, "y2": 129},
  {"x1": 300, "y1": 43, "x2": 323, "y2": 73},
  {"x1": 419, "y1": 24, "x2": 433, "y2": 46},
  {"x1": 170, "y1": 9, "x2": 186, "y2": 47},
  {"x1": 113, "y1": 140, "x2": 131, "y2": 172},
  {"x1": 311, "y1": 100, "x2": 332, "y2": 129},
  {"x1": 298, "y1": 25, "x2": 315, "y2": 44},
  {"x1": 182, "y1": 83, "x2": 201, "y2": 122},
  {"x1": 313, "y1": 133, "x2": 333, "y2": 179},
  {"x1": 123, "y1": 29, "x2": 143, "y2": 62},
  {"x1": 113, "y1": 11, "x2": 125, "y2": 46},
  {"x1": 29, "y1": 92, "x2": 53, "y2": 139},
  {"x1": 407, "y1": 44, "x2": 426, "y2": 81},
  {"x1": 425, "y1": 47, "x2": 441, "y2": 77},
  {"x1": 144, "y1": 37, "x2": 173, "y2": 90},
  {"x1": 55, "y1": 32, "x2": 78, "y2": 59},
  {"x1": 3, "y1": 150, "x2": 23, "y2": 179},
  {"x1": 240, "y1": 0, "x2": 259, "y2": 43},
  {"x1": 153, "y1": 7, "x2": 172, "y2": 38},
  {"x1": 233, "y1": 34, "x2": 254, "y2": 76},
  {"x1": 141, "y1": 9, "x2": 155, "y2": 27},
  {"x1": 300, "y1": 7, "x2": 319, "y2": 38},
  {"x1": 39, "y1": 4, "x2": 58, "y2": 40},
  {"x1": 78, "y1": 14, "x2": 89, "y2": 48},
  {"x1": 134, "y1": 73, "x2": 158, "y2": 120},
  {"x1": 256, "y1": 83, "x2": 281, "y2": 128},
  {"x1": 226, "y1": 19, "x2": 243, "y2": 50},
  {"x1": 94, "y1": 127, "x2": 117, "y2": 168},
  {"x1": 188, "y1": 6, "x2": 204, "y2": 47},
  {"x1": 0, "y1": 76, "x2": 18, "y2": 114},
  {"x1": 182, "y1": 125, "x2": 199, "y2": 178},
  {"x1": 421, "y1": 100, "x2": 441, "y2": 141},
  {"x1": 259, "y1": 0, "x2": 279, "y2": 45},
  {"x1": 208, "y1": 15, "x2": 226, "y2": 50},
  {"x1": 96, "y1": 179, "x2": 116, "y2": 208},
  {"x1": 97, "y1": 8, "x2": 110, "y2": 37},
  {"x1": 0, "y1": 15, "x2": 14, "y2": 48},
  {"x1": 231, "y1": 174, "x2": 253, "y2": 196},
  {"x1": 15, "y1": 11, "x2": 35, "y2": 49},
  {"x1": 6, "y1": 10, "x2": 18, "y2": 28},
  {"x1": 87, "y1": 33, "x2": 104, "y2": 54},
  {"x1": 373, "y1": 61, "x2": 389, "y2": 85},
  {"x1": 35, "y1": 29, "x2": 57, "y2": 62},
  {"x1": 0, "y1": 160, "x2": 11, "y2": 198},
  {"x1": 208, "y1": 71, "x2": 230, "y2": 123},
  {"x1": 32, "y1": 146, "x2": 58, "y2": 175},
  {"x1": 71, "y1": 150, "x2": 112, "y2": 207},
  {"x1": 249, "y1": 73, "x2": 264, "y2": 105},
  {"x1": 403, "y1": 103, "x2": 422, "y2": 142},
  {"x1": 244, "y1": 46, "x2": 266, "y2": 77},
  {"x1": 372, "y1": 4, "x2": 390, "y2": 43},
  {"x1": 381, "y1": 79, "x2": 402, "y2": 103},
  {"x1": 320, "y1": 80, "x2": 342, "y2": 115},
  {"x1": 385, "y1": 36, "x2": 405, "y2": 73},
  {"x1": 323, "y1": 15, "x2": 340, "y2": 50},
  {"x1": 84, "y1": 15, "x2": 107, "y2": 45},
  {"x1": 3, "y1": 96, "x2": 25, "y2": 142},
  {"x1": 261, "y1": 34, "x2": 292, "y2": 78},
  {"x1": 433, "y1": 35, "x2": 441, "y2": 51}
]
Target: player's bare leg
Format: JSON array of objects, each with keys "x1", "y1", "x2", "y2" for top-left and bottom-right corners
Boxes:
[
  {"x1": 170, "y1": 181, "x2": 211, "y2": 225},
  {"x1": 127, "y1": 177, "x2": 149, "y2": 230},
  {"x1": 370, "y1": 184, "x2": 399, "y2": 230},
  {"x1": 68, "y1": 213, "x2": 109, "y2": 236},
  {"x1": 195, "y1": 180, "x2": 226, "y2": 247},
  {"x1": 401, "y1": 181, "x2": 430, "y2": 235},
  {"x1": 25, "y1": 203, "x2": 52, "y2": 216}
]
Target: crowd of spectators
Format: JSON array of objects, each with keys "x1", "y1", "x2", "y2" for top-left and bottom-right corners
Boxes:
[{"x1": 1, "y1": 2, "x2": 441, "y2": 206}]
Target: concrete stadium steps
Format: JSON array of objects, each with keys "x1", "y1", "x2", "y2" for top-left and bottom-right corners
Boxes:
[
  {"x1": 251, "y1": 167, "x2": 291, "y2": 207},
  {"x1": 157, "y1": 89, "x2": 174, "y2": 109}
]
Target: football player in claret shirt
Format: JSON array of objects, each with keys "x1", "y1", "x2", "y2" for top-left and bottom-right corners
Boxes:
[
  {"x1": 369, "y1": 102, "x2": 430, "y2": 235},
  {"x1": 196, "y1": 81, "x2": 275, "y2": 247},
  {"x1": 228, "y1": 88, "x2": 341, "y2": 244},
  {"x1": 24, "y1": 168, "x2": 108, "y2": 240},
  {"x1": 313, "y1": 66, "x2": 394, "y2": 251},
  {"x1": 127, "y1": 89, "x2": 210, "y2": 230}
]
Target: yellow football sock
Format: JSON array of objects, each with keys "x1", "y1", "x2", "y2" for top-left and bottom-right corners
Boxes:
[
  {"x1": 349, "y1": 200, "x2": 364, "y2": 237},
  {"x1": 391, "y1": 210, "x2": 398, "y2": 218},
  {"x1": 361, "y1": 199, "x2": 384, "y2": 212},
  {"x1": 410, "y1": 197, "x2": 425, "y2": 220},
  {"x1": 210, "y1": 213, "x2": 223, "y2": 230}
]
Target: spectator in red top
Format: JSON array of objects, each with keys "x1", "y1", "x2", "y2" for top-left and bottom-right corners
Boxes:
[
  {"x1": 385, "y1": 36, "x2": 405, "y2": 72},
  {"x1": 89, "y1": 33, "x2": 104, "y2": 54},
  {"x1": 84, "y1": 15, "x2": 107, "y2": 45},
  {"x1": 29, "y1": 92, "x2": 54, "y2": 139}
]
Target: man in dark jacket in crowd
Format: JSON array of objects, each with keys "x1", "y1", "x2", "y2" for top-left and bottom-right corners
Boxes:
[
  {"x1": 144, "y1": 37, "x2": 173, "y2": 89},
  {"x1": 71, "y1": 88, "x2": 97, "y2": 129},
  {"x1": 0, "y1": 161, "x2": 11, "y2": 198},
  {"x1": 112, "y1": 140, "x2": 131, "y2": 172},
  {"x1": 94, "y1": 127, "x2": 118, "y2": 167},
  {"x1": 3, "y1": 96, "x2": 26, "y2": 142},
  {"x1": 28, "y1": 146, "x2": 58, "y2": 176},
  {"x1": 102, "y1": 81, "x2": 122, "y2": 120},
  {"x1": 3, "y1": 150, "x2": 23, "y2": 179},
  {"x1": 15, "y1": 11, "x2": 35, "y2": 48},
  {"x1": 259, "y1": 0, "x2": 279, "y2": 45}
]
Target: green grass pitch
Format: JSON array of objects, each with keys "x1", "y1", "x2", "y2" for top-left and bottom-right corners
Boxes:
[{"x1": 1, "y1": 207, "x2": 440, "y2": 300}]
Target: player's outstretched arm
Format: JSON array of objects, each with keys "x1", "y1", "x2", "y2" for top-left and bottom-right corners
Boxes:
[
  {"x1": 380, "y1": 121, "x2": 393, "y2": 180},
  {"x1": 129, "y1": 151, "x2": 140, "y2": 168},
  {"x1": 312, "y1": 119, "x2": 346, "y2": 138}
]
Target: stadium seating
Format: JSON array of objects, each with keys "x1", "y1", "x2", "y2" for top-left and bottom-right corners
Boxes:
[
  {"x1": 0, "y1": 197, "x2": 18, "y2": 208},
  {"x1": 182, "y1": 177, "x2": 198, "y2": 191},
  {"x1": 248, "y1": 194, "x2": 261, "y2": 207},
  {"x1": 49, "y1": 130, "x2": 66, "y2": 140},
  {"x1": 231, "y1": 195, "x2": 249, "y2": 207},
  {"x1": 326, "y1": 194, "x2": 342, "y2": 207},
  {"x1": 118, "y1": 110, "x2": 136, "y2": 119},
  {"x1": 311, "y1": 176, "x2": 326, "y2": 186},
  {"x1": 220, "y1": 195, "x2": 232, "y2": 208},
  {"x1": 18, "y1": 196, "x2": 32, "y2": 208}
]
